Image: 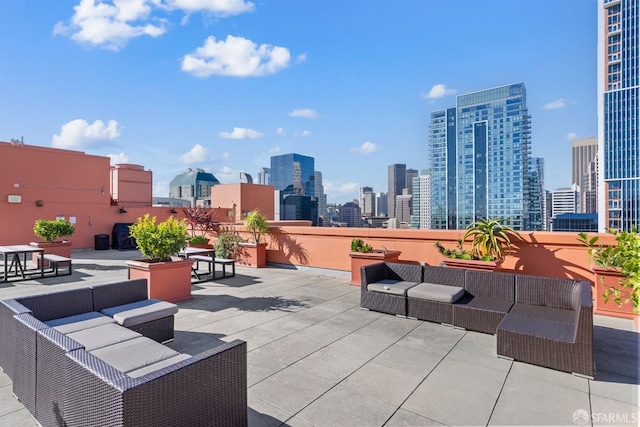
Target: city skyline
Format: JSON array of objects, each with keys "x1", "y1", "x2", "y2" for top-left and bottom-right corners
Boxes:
[{"x1": 1, "y1": 1, "x2": 597, "y2": 204}]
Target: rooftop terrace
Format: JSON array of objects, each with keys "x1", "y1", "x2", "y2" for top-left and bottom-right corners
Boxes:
[{"x1": 1, "y1": 249, "x2": 638, "y2": 426}]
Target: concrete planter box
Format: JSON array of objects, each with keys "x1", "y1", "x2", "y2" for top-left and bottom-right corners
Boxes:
[
  {"x1": 237, "y1": 242, "x2": 267, "y2": 268},
  {"x1": 592, "y1": 266, "x2": 638, "y2": 324},
  {"x1": 441, "y1": 257, "x2": 503, "y2": 272},
  {"x1": 349, "y1": 251, "x2": 401, "y2": 286},
  {"x1": 126, "y1": 258, "x2": 194, "y2": 303}
]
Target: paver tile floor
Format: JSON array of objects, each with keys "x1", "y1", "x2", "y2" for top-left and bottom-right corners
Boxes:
[{"x1": 0, "y1": 249, "x2": 638, "y2": 426}]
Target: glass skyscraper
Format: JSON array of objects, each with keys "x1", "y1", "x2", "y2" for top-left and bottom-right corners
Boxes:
[
  {"x1": 270, "y1": 153, "x2": 315, "y2": 197},
  {"x1": 429, "y1": 83, "x2": 535, "y2": 230},
  {"x1": 598, "y1": 0, "x2": 639, "y2": 232}
]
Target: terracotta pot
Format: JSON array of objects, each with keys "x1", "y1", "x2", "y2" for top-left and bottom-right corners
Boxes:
[
  {"x1": 349, "y1": 250, "x2": 401, "y2": 286},
  {"x1": 29, "y1": 241, "x2": 72, "y2": 267},
  {"x1": 237, "y1": 242, "x2": 267, "y2": 268},
  {"x1": 126, "y1": 258, "x2": 194, "y2": 303},
  {"x1": 441, "y1": 257, "x2": 502, "y2": 272},
  {"x1": 592, "y1": 266, "x2": 637, "y2": 321}
]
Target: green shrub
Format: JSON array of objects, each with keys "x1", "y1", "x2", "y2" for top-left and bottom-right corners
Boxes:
[
  {"x1": 188, "y1": 235, "x2": 209, "y2": 245},
  {"x1": 128, "y1": 214, "x2": 187, "y2": 262},
  {"x1": 214, "y1": 231, "x2": 245, "y2": 259},
  {"x1": 33, "y1": 219, "x2": 75, "y2": 242},
  {"x1": 244, "y1": 209, "x2": 270, "y2": 244},
  {"x1": 351, "y1": 238, "x2": 373, "y2": 253}
]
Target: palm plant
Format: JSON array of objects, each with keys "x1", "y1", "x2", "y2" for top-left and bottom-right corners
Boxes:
[
  {"x1": 244, "y1": 209, "x2": 270, "y2": 244},
  {"x1": 463, "y1": 218, "x2": 521, "y2": 261}
]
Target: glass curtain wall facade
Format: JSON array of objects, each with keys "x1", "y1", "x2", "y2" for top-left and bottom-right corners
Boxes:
[
  {"x1": 430, "y1": 84, "x2": 533, "y2": 231},
  {"x1": 599, "y1": 0, "x2": 640, "y2": 232},
  {"x1": 387, "y1": 164, "x2": 406, "y2": 219},
  {"x1": 270, "y1": 154, "x2": 315, "y2": 197}
]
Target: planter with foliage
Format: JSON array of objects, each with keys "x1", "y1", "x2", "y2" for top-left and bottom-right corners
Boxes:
[
  {"x1": 578, "y1": 228, "x2": 639, "y2": 322},
  {"x1": 126, "y1": 214, "x2": 194, "y2": 303},
  {"x1": 349, "y1": 238, "x2": 401, "y2": 286},
  {"x1": 436, "y1": 219, "x2": 520, "y2": 271},
  {"x1": 187, "y1": 235, "x2": 212, "y2": 249},
  {"x1": 237, "y1": 210, "x2": 270, "y2": 268},
  {"x1": 30, "y1": 219, "x2": 76, "y2": 265}
]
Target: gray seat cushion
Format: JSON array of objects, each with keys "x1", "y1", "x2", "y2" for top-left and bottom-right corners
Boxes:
[
  {"x1": 67, "y1": 323, "x2": 142, "y2": 351},
  {"x1": 90, "y1": 336, "x2": 182, "y2": 373},
  {"x1": 127, "y1": 354, "x2": 192, "y2": 378},
  {"x1": 367, "y1": 280, "x2": 419, "y2": 296},
  {"x1": 45, "y1": 311, "x2": 116, "y2": 334},
  {"x1": 100, "y1": 299, "x2": 178, "y2": 327},
  {"x1": 408, "y1": 282, "x2": 465, "y2": 303}
]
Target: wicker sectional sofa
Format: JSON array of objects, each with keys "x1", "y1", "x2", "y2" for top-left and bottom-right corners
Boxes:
[
  {"x1": 0, "y1": 279, "x2": 247, "y2": 427},
  {"x1": 361, "y1": 262, "x2": 594, "y2": 377}
]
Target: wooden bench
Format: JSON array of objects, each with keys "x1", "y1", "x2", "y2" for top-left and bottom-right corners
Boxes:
[
  {"x1": 190, "y1": 255, "x2": 235, "y2": 279},
  {"x1": 39, "y1": 254, "x2": 72, "y2": 276}
]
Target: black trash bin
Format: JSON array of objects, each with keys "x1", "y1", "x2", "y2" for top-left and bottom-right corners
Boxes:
[{"x1": 95, "y1": 234, "x2": 109, "y2": 250}]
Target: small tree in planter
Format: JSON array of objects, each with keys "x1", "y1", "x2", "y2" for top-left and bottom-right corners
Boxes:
[
  {"x1": 126, "y1": 214, "x2": 194, "y2": 302},
  {"x1": 237, "y1": 210, "x2": 270, "y2": 267},
  {"x1": 578, "y1": 228, "x2": 639, "y2": 318},
  {"x1": 31, "y1": 219, "x2": 76, "y2": 264},
  {"x1": 214, "y1": 231, "x2": 245, "y2": 259}
]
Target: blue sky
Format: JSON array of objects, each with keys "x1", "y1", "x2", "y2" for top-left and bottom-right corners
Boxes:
[{"x1": 0, "y1": 0, "x2": 597, "y2": 204}]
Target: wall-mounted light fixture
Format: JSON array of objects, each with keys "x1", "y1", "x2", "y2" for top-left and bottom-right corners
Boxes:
[
  {"x1": 170, "y1": 208, "x2": 177, "y2": 214},
  {"x1": 119, "y1": 207, "x2": 127, "y2": 214}
]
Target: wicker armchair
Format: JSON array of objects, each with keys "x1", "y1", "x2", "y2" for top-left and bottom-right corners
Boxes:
[
  {"x1": 360, "y1": 262, "x2": 423, "y2": 316},
  {"x1": 497, "y1": 275, "x2": 594, "y2": 377},
  {"x1": 406, "y1": 266, "x2": 466, "y2": 324}
]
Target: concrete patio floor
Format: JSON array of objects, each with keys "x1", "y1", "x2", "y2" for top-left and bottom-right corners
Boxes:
[{"x1": 0, "y1": 249, "x2": 638, "y2": 427}]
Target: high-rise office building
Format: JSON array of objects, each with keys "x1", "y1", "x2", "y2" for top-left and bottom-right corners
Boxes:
[
  {"x1": 359, "y1": 186, "x2": 375, "y2": 217},
  {"x1": 552, "y1": 184, "x2": 580, "y2": 218},
  {"x1": 387, "y1": 164, "x2": 406, "y2": 219},
  {"x1": 338, "y1": 202, "x2": 362, "y2": 227},
  {"x1": 542, "y1": 190, "x2": 553, "y2": 231},
  {"x1": 529, "y1": 157, "x2": 545, "y2": 231},
  {"x1": 271, "y1": 153, "x2": 315, "y2": 222},
  {"x1": 411, "y1": 171, "x2": 432, "y2": 229},
  {"x1": 376, "y1": 192, "x2": 388, "y2": 217},
  {"x1": 257, "y1": 167, "x2": 271, "y2": 185},
  {"x1": 169, "y1": 168, "x2": 220, "y2": 207},
  {"x1": 429, "y1": 83, "x2": 534, "y2": 230},
  {"x1": 405, "y1": 169, "x2": 418, "y2": 195},
  {"x1": 584, "y1": 157, "x2": 599, "y2": 214},
  {"x1": 395, "y1": 193, "x2": 412, "y2": 226},
  {"x1": 598, "y1": 0, "x2": 639, "y2": 232},
  {"x1": 314, "y1": 171, "x2": 327, "y2": 218},
  {"x1": 571, "y1": 137, "x2": 598, "y2": 213}
]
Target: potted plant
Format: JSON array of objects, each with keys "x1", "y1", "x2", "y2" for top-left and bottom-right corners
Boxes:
[
  {"x1": 237, "y1": 209, "x2": 270, "y2": 268},
  {"x1": 578, "y1": 228, "x2": 639, "y2": 322},
  {"x1": 436, "y1": 218, "x2": 520, "y2": 271},
  {"x1": 30, "y1": 219, "x2": 76, "y2": 265},
  {"x1": 349, "y1": 238, "x2": 401, "y2": 286},
  {"x1": 187, "y1": 235, "x2": 212, "y2": 249},
  {"x1": 126, "y1": 214, "x2": 194, "y2": 303},
  {"x1": 214, "y1": 231, "x2": 245, "y2": 259}
]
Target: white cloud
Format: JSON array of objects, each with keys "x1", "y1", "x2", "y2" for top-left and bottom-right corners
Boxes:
[
  {"x1": 182, "y1": 35, "x2": 291, "y2": 77},
  {"x1": 180, "y1": 144, "x2": 209, "y2": 163},
  {"x1": 218, "y1": 127, "x2": 264, "y2": 139},
  {"x1": 215, "y1": 165, "x2": 238, "y2": 183},
  {"x1": 154, "y1": 180, "x2": 169, "y2": 196},
  {"x1": 288, "y1": 108, "x2": 318, "y2": 119},
  {"x1": 298, "y1": 130, "x2": 311, "y2": 137},
  {"x1": 53, "y1": 0, "x2": 166, "y2": 51},
  {"x1": 350, "y1": 141, "x2": 379, "y2": 155},
  {"x1": 52, "y1": 119, "x2": 122, "y2": 148},
  {"x1": 267, "y1": 146, "x2": 281, "y2": 155},
  {"x1": 276, "y1": 127, "x2": 286, "y2": 136},
  {"x1": 107, "y1": 152, "x2": 130, "y2": 165},
  {"x1": 296, "y1": 53, "x2": 307, "y2": 63},
  {"x1": 566, "y1": 132, "x2": 578, "y2": 141},
  {"x1": 163, "y1": 0, "x2": 255, "y2": 16},
  {"x1": 422, "y1": 84, "x2": 457, "y2": 100},
  {"x1": 543, "y1": 98, "x2": 566, "y2": 109}
]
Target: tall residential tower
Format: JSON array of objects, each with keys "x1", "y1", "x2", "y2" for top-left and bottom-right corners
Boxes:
[
  {"x1": 430, "y1": 83, "x2": 535, "y2": 231},
  {"x1": 598, "y1": 0, "x2": 639, "y2": 231}
]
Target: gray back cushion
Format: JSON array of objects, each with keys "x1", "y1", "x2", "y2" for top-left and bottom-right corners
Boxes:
[
  {"x1": 384, "y1": 262, "x2": 423, "y2": 283},
  {"x1": 464, "y1": 270, "x2": 515, "y2": 301},
  {"x1": 17, "y1": 288, "x2": 93, "y2": 322},
  {"x1": 515, "y1": 275, "x2": 581, "y2": 310},
  {"x1": 423, "y1": 266, "x2": 465, "y2": 288},
  {"x1": 92, "y1": 279, "x2": 148, "y2": 312}
]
